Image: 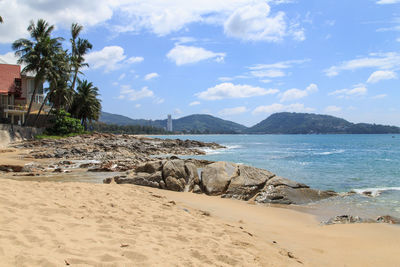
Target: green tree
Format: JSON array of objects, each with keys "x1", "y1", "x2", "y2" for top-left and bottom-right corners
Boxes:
[
  {"x1": 33, "y1": 50, "x2": 71, "y2": 124},
  {"x1": 12, "y1": 19, "x2": 63, "y2": 126},
  {"x1": 71, "y1": 79, "x2": 101, "y2": 130},
  {"x1": 69, "y1": 23, "x2": 92, "y2": 92}
]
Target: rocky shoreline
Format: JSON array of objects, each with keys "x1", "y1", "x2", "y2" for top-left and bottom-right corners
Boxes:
[{"x1": 2, "y1": 133, "x2": 399, "y2": 225}]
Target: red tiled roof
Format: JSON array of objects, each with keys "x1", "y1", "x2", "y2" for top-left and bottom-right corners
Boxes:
[{"x1": 0, "y1": 64, "x2": 21, "y2": 94}]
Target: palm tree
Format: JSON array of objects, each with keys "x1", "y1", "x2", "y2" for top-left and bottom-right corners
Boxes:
[
  {"x1": 71, "y1": 79, "x2": 101, "y2": 130},
  {"x1": 70, "y1": 23, "x2": 92, "y2": 92},
  {"x1": 12, "y1": 19, "x2": 63, "y2": 126},
  {"x1": 33, "y1": 50, "x2": 70, "y2": 124}
]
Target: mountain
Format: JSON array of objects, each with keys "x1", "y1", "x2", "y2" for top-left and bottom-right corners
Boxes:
[
  {"x1": 100, "y1": 112, "x2": 152, "y2": 126},
  {"x1": 99, "y1": 112, "x2": 247, "y2": 134},
  {"x1": 246, "y1": 112, "x2": 400, "y2": 134}
]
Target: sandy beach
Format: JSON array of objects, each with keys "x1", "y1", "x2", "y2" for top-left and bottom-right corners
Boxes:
[{"x1": 1, "y1": 146, "x2": 400, "y2": 266}]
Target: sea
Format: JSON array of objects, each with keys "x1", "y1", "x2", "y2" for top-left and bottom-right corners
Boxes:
[{"x1": 151, "y1": 134, "x2": 400, "y2": 220}]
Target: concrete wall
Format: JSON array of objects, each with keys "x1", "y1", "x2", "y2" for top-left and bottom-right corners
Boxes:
[{"x1": 0, "y1": 124, "x2": 43, "y2": 147}]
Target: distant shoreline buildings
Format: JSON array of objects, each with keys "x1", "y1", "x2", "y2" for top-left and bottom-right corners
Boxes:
[{"x1": 167, "y1": 114, "x2": 172, "y2": 132}]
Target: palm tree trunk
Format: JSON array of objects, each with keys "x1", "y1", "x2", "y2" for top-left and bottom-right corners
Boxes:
[
  {"x1": 23, "y1": 78, "x2": 39, "y2": 127},
  {"x1": 33, "y1": 91, "x2": 52, "y2": 126},
  {"x1": 71, "y1": 69, "x2": 78, "y2": 91}
]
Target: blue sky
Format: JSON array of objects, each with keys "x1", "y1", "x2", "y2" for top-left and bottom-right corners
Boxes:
[{"x1": 1, "y1": 0, "x2": 400, "y2": 127}]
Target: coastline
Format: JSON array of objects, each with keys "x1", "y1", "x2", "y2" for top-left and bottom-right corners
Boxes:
[{"x1": 1, "y1": 137, "x2": 400, "y2": 266}]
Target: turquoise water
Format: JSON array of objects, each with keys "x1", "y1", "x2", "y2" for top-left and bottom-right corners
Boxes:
[{"x1": 151, "y1": 134, "x2": 400, "y2": 218}]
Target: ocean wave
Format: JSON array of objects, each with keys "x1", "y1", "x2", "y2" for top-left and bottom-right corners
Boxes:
[
  {"x1": 352, "y1": 187, "x2": 400, "y2": 197},
  {"x1": 314, "y1": 149, "x2": 345, "y2": 156},
  {"x1": 224, "y1": 145, "x2": 242, "y2": 149}
]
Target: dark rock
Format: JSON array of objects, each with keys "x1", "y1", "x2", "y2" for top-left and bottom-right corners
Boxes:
[
  {"x1": 376, "y1": 215, "x2": 400, "y2": 224},
  {"x1": 113, "y1": 172, "x2": 163, "y2": 188},
  {"x1": 135, "y1": 161, "x2": 163, "y2": 174},
  {"x1": 324, "y1": 215, "x2": 364, "y2": 225},
  {"x1": 255, "y1": 176, "x2": 337, "y2": 205},
  {"x1": 0, "y1": 165, "x2": 25, "y2": 172},
  {"x1": 184, "y1": 162, "x2": 200, "y2": 192}
]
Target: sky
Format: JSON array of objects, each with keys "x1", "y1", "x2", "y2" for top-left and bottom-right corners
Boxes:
[{"x1": 0, "y1": 0, "x2": 400, "y2": 127}]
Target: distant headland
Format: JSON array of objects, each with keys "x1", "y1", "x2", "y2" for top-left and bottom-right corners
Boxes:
[{"x1": 98, "y1": 111, "x2": 400, "y2": 134}]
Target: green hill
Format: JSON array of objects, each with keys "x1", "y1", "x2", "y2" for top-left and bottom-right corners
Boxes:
[
  {"x1": 246, "y1": 112, "x2": 400, "y2": 134},
  {"x1": 99, "y1": 112, "x2": 247, "y2": 133}
]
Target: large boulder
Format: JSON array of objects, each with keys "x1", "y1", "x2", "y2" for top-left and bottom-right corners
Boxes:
[
  {"x1": 201, "y1": 162, "x2": 238, "y2": 195},
  {"x1": 162, "y1": 159, "x2": 186, "y2": 179},
  {"x1": 223, "y1": 165, "x2": 275, "y2": 200},
  {"x1": 255, "y1": 176, "x2": 337, "y2": 204},
  {"x1": 184, "y1": 162, "x2": 200, "y2": 192}
]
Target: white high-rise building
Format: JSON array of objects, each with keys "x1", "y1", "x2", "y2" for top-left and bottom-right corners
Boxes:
[{"x1": 167, "y1": 114, "x2": 173, "y2": 132}]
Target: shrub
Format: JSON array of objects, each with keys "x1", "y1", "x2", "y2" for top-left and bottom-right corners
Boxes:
[{"x1": 46, "y1": 109, "x2": 84, "y2": 135}]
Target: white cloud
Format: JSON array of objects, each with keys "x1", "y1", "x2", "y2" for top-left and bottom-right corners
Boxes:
[
  {"x1": 371, "y1": 94, "x2": 387, "y2": 99},
  {"x1": 118, "y1": 73, "x2": 126, "y2": 80},
  {"x1": 118, "y1": 85, "x2": 154, "y2": 101},
  {"x1": 329, "y1": 85, "x2": 367, "y2": 99},
  {"x1": 85, "y1": 46, "x2": 143, "y2": 72},
  {"x1": 280, "y1": 83, "x2": 318, "y2": 102},
  {"x1": 250, "y1": 69, "x2": 285, "y2": 78},
  {"x1": 367, "y1": 70, "x2": 397, "y2": 83},
  {"x1": 248, "y1": 59, "x2": 309, "y2": 80},
  {"x1": 376, "y1": 0, "x2": 400, "y2": 4},
  {"x1": 167, "y1": 45, "x2": 225, "y2": 65},
  {"x1": 189, "y1": 101, "x2": 200, "y2": 106},
  {"x1": 153, "y1": 97, "x2": 165, "y2": 104},
  {"x1": 324, "y1": 52, "x2": 400, "y2": 77},
  {"x1": 324, "y1": 105, "x2": 342, "y2": 113},
  {"x1": 218, "y1": 106, "x2": 247, "y2": 116},
  {"x1": 196, "y1": 83, "x2": 279, "y2": 100},
  {"x1": 0, "y1": 0, "x2": 303, "y2": 44},
  {"x1": 135, "y1": 104, "x2": 141, "y2": 108},
  {"x1": 144, "y1": 72, "x2": 159, "y2": 80},
  {"x1": 174, "y1": 108, "x2": 182, "y2": 115},
  {"x1": 0, "y1": 52, "x2": 19, "y2": 65},
  {"x1": 253, "y1": 103, "x2": 314, "y2": 114},
  {"x1": 224, "y1": 3, "x2": 287, "y2": 42},
  {"x1": 126, "y1": 56, "x2": 144, "y2": 64}
]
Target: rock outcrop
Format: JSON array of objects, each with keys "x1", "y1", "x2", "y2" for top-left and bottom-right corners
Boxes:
[
  {"x1": 255, "y1": 176, "x2": 337, "y2": 205},
  {"x1": 105, "y1": 159, "x2": 337, "y2": 205}
]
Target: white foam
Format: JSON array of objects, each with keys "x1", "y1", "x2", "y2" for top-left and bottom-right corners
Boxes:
[
  {"x1": 353, "y1": 187, "x2": 400, "y2": 197},
  {"x1": 315, "y1": 149, "x2": 345, "y2": 155}
]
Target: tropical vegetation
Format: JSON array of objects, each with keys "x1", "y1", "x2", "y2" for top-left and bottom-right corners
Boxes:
[{"x1": 11, "y1": 19, "x2": 101, "y2": 134}]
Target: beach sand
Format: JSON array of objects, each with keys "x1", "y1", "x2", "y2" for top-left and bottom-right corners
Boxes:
[{"x1": 1, "y1": 148, "x2": 400, "y2": 266}]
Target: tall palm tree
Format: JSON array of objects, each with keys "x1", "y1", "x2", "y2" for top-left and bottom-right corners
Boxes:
[
  {"x1": 71, "y1": 79, "x2": 101, "y2": 130},
  {"x1": 33, "y1": 50, "x2": 70, "y2": 124},
  {"x1": 12, "y1": 19, "x2": 63, "y2": 126},
  {"x1": 70, "y1": 23, "x2": 92, "y2": 92}
]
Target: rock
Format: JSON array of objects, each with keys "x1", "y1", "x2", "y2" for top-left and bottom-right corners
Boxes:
[
  {"x1": 255, "y1": 176, "x2": 337, "y2": 205},
  {"x1": 324, "y1": 215, "x2": 364, "y2": 225},
  {"x1": 162, "y1": 160, "x2": 186, "y2": 179},
  {"x1": 201, "y1": 161, "x2": 238, "y2": 195},
  {"x1": 184, "y1": 162, "x2": 200, "y2": 192},
  {"x1": 112, "y1": 172, "x2": 163, "y2": 188},
  {"x1": 376, "y1": 215, "x2": 400, "y2": 224},
  {"x1": 135, "y1": 161, "x2": 163, "y2": 174},
  {"x1": 266, "y1": 176, "x2": 309, "y2": 189},
  {"x1": 89, "y1": 161, "x2": 117, "y2": 172},
  {"x1": 192, "y1": 184, "x2": 202, "y2": 194},
  {"x1": 0, "y1": 164, "x2": 25, "y2": 172},
  {"x1": 165, "y1": 176, "x2": 185, "y2": 191},
  {"x1": 223, "y1": 165, "x2": 275, "y2": 200}
]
